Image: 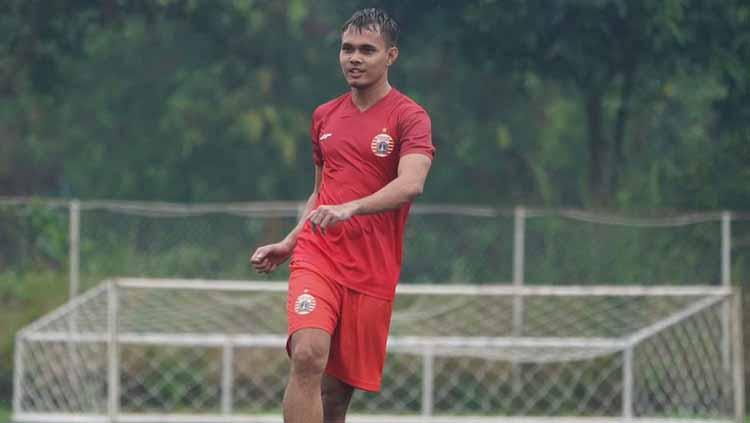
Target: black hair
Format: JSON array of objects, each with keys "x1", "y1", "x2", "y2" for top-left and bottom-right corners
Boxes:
[{"x1": 341, "y1": 8, "x2": 399, "y2": 47}]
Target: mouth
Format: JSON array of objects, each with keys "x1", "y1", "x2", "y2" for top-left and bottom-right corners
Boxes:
[{"x1": 347, "y1": 69, "x2": 365, "y2": 77}]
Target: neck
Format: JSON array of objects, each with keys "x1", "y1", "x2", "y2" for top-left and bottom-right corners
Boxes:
[{"x1": 351, "y1": 79, "x2": 391, "y2": 111}]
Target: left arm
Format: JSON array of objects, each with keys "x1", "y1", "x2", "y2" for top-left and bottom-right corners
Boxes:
[{"x1": 307, "y1": 154, "x2": 432, "y2": 233}]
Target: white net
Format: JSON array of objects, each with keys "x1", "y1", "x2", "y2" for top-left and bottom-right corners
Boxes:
[{"x1": 13, "y1": 278, "x2": 742, "y2": 422}]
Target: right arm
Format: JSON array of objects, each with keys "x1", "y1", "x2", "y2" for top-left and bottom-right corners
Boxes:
[
  {"x1": 282, "y1": 165, "x2": 322, "y2": 247},
  {"x1": 250, "y1": 166, "x2": 322, "y2": 274}
]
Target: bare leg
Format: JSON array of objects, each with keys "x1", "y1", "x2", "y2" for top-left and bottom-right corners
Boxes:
[
  {"x1": 322, "y1": 374, "x2": 354, "y2": 423},
  {"x1": 283, "y1": 329, "x2": 331, "y2": 423}
]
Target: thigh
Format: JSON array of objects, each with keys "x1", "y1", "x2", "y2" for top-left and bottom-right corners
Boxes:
[
  {"x1": 325, "y1": 289, "x2": 393, "y2": 392},
  {"x1": 286, "y1": 267, "x2": 343, "y2": 356}
]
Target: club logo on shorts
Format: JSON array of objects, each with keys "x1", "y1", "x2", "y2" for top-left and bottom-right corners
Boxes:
[
  {"x1": 371, "y1": 133, "x2": 394, "y2": 157},
  {"x1": 294, "y1": 293, "x2": 316, "y2": 315}
]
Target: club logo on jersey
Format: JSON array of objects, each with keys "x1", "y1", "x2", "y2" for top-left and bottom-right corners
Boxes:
[
  {"x1": 294, "y1": 293, "x2": 316, "y2": 315},
  {"x1": 371, "y1": 133, "x2": 394, "y2": 157},
  {"x1": 320, "y1": 133, "x2": 333, "y2": 141}
]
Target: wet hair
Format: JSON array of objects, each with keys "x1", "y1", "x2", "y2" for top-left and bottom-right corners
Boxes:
[{"x1": 341, "y1": 8, "x2": 399, "y2": 47}]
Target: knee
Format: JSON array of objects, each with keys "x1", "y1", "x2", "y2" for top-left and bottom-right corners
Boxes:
[{"x1": 290, "y1": 341, "x2": 328, "y2": 378}]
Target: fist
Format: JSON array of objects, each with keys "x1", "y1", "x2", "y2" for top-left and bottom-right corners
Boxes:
[{"x1": 250, "y1": 241, "x2": 293, "y2": 274}]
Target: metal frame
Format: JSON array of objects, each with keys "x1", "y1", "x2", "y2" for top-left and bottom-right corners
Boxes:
[
  {"x1": 721, "y1": 213, "x2": 733, "y2": 380},
  {"x1": 731, "y1": 289, "x2": 745, "y2": 423},
  {"x1": 69, "y1": 200, "x2": 81, "y2": 300},
  {"x1": 12, "y1": 412, "x2": 736, "y2": 423},
  {"x1": 116, "y1": 278, "x2": 732, "y2": 297},
  {"x1": 622, "y1": 347, "x2": 634, "y2": 421},
  {"x1": 22, "y1": 332, "x2": 627, "y2": 350},
  {"x1": 221, "y1": 341, "x2": 234, "y2": 416},
  {"x1": 13, "y1": 280, "x2": 740, "y2": 423},
  {"x1": 13, "y1": 335, "x2": 25, "y2": 414},
  {"x1": 107, "y1": 280, "x2": 120, "y2": 422}
]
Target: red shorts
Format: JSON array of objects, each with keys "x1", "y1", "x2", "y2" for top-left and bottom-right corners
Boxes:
[{"x1": 286, "y1": 266, "x2": 393, "y2": 392}]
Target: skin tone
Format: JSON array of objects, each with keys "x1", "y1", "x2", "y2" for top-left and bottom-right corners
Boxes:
[{"x1": 249, "y1": 24, "x2": 433, "y2": 423}]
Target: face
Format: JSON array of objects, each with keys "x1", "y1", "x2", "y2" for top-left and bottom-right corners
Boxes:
[{"x1": 339, "y1": 26, "x2": 398, "y2": 90}]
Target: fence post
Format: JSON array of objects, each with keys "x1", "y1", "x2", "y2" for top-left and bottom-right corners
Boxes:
[
  {"x1": 722, "y1": 212, "x2": 731, "y2": 286},
  {"x1": 732, "y1": 289, "x2": 745, "y2": 423},
  {"x1": 69, "y1": 200, "x2": 81, "y2": 300},
  {"x1": 108, "y1": 280, "x2": 120, "y2": 422},
  {"x1": 721, "y1": 212, "x2": 732, "y2": 377},
  {"x1": 512, "y1": 206, "x2": 526, "y2": 334},
  {"x1": 622, "y1": 346, "x2": 634, "y2": 421},
  {"x1": 513, "y1": 206, "x2": 526, "y2": 291},
  {"x1": 221, "y1": 340, "x2": 234, "y2": 415},
  {"x1": 512, "y1": 207, "x2": 526, "y2": 394},
  {"x1": 422, "y1": 346, "x2": 434, "y2": 417}
]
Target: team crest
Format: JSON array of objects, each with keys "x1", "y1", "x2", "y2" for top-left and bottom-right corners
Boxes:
[
  {"x1": 371, "y1": 133, "x2": 394, "y2": 157},
  {"x1": 294, "y1": 293, "x2": 316, "y2": 315}
]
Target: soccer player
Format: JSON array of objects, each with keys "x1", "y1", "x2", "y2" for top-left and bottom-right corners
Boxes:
[{"x1": 250, "y1": 8, "x2": 434, "y2": 423}]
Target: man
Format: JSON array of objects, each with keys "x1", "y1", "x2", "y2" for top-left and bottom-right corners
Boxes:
[{"x1": 250, "y1": 8, "x2": 434, "y2": 423}]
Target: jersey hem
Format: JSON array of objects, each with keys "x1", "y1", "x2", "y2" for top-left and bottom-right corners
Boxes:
[
  {"x1": 324, "y1": 367, "x2": 382, "y2": 393},
  {"x1": 290, "y1": 258, "x2": 396, "y2": 301}
]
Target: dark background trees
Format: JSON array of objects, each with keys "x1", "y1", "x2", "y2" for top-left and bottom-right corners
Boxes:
[{"x1": 1, "y1": 0, "x2": 748, "y2": 210}]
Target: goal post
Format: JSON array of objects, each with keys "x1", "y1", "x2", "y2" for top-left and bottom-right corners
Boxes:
[{"x1": 13, "y1": 278, "x2": 743, "y2": 423}]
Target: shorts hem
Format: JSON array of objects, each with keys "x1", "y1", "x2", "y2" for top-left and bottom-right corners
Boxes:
[{"x1": 325, "y1": 368, "x2": 381, "y2": 393}]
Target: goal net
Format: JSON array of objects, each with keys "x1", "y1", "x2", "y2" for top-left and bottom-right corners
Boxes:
[{"x1": 14, "y1": 278, "x2": 743, "y2": 422}]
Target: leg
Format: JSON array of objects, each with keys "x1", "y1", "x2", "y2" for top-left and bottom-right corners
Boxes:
[
  {"x1": 322, "y1": 374, "x2": 354, "y2": 423},
  {"x1": 284, "y1": 328, "x2": 331, "y2": 423}
]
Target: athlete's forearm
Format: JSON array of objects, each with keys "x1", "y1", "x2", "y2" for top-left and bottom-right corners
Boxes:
[
  {"x1": 283, "y1": 192, "x2": 318, "y2": 245},
  {"x1": 348, "y1": 175, "x2": 423, "y2": 216}
]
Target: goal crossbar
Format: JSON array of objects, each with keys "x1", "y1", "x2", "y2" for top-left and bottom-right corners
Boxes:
[{"x1": 113, "y1": 277, "x2": 731, "y2": 297}]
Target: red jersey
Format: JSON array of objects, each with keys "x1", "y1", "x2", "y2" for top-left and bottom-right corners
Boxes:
[{"x1": 291, "y1": 88, "x2": 434, "y2": 300}]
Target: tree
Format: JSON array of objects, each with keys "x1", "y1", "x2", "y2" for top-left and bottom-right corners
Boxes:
[{"x1": 460, "y1": 0, "x2": 747, "y2": 206}]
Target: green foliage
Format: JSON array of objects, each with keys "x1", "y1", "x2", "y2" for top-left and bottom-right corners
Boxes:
[
  {"x1": 0, "y1": 204, "x2": 67, "y2": 270},
  {"x1": 457, "y1": 0, "x2": 750, "y2": 206},
  {"x1": 0, "y1": 0, "x2": 748, "y2": 208}
]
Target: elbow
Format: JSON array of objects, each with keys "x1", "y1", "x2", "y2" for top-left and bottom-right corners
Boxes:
[{"x1": 407, "y1": 183, "x2": 424, "y2": 201}]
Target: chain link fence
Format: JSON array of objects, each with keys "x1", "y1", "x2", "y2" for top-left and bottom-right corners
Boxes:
[{"x1": 2, "y1": 198, "x2": 748, "y2": 290}]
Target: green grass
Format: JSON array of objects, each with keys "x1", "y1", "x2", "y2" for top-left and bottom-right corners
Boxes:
[
  {"x1": 0, "y1": 270, "x2": 68, "y2": 411},
  {"x1": 0, "y1": 404, "x2": 10, "y2": 423}
]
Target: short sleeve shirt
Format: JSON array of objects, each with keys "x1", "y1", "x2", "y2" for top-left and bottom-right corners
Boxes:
[{"x1": 292, "y1": 88, "x2": 434, "y2": 300}]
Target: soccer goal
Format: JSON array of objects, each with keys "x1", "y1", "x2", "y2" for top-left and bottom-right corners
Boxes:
[{"x1": 13, "y1": 278, "x2": 744, "y2": 423}]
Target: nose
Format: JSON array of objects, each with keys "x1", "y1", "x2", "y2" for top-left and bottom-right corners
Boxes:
[{"x1": 349, "y1": 52, "x2": 363, "y2": 64}]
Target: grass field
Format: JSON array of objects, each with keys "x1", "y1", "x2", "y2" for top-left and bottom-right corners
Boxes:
[
  {"x1": 0, "y1": 404, "x2": 10, "y2": 423},
  {"x1": 0, "y1": 270, "x2": 67, "y2": 360},
  {"x1": 0, "y1": 270, "x2": 68, "y2": 421}
]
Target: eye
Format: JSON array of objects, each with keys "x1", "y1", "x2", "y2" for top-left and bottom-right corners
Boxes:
[{"x1": 341, "y1": 45, "x2": 354, "y2": 53}]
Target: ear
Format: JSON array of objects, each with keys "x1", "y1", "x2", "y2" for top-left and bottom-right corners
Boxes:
[{"x1": 387, "y1": 46, "x2": 399, "y2": 66}]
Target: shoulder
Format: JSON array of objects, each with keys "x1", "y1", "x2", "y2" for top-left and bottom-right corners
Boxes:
[
  {"x1": 391, "y1": 89, "x2": 430, "y2": 126},
  {"x1": 313, "y1": 92, "x2": 351, "y2": 121},
  {"x1": 392, "y1": 90, "x2": 429, "y2": 117}
]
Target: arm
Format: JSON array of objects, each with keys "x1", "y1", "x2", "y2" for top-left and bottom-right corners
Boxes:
[
  {"x1": 283, "y1": 166, "x2": 322, "y2": 245},
  {"x1": 250, "y1": 166, "x2": 322, "y2": 273},
  {"x1": 308, "y1": 154, "x2": 432, "y2": 232}
]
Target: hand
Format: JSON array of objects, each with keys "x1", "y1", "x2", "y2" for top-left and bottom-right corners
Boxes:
[
  {"x1": 307, "y1": 203, "x2": 357, "y2": 234},
  {"x1": 250, "y1": 240, "x2": 294, "y2": 274}
]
